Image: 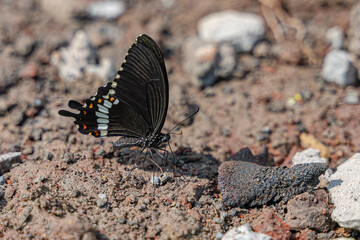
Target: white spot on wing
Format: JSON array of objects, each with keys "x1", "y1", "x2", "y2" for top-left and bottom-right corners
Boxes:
[
  {"x1": 114, "y1": 99, "x2": 119, "y2": 105},
  {"x1": 109, "y1": 89, "x2": 115, "y2": 95},
  {"x1": 98, "y1": 124, "x2": 108, "y2": 130},
  {"x1": 103, "y1": 100, "x2": 112, "y2": 108},
  {"x1": 98, "y1": 105, "x2": 109, "y2": 114},
  {"x1": 97, "y1": 118, "x2": 109, "y2": 124},
  {"x1": 96, "y1": 111, "x2": 108, "y2": 119},
  {"x1": 100, "y1": 130, "x2": 108, "y2": 137},
  {"x1": 111, "y1": 82, "x2": 117, "y2": 88}
]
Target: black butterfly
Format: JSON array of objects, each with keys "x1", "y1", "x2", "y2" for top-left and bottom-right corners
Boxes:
[{"x1": 59, "y1": 34, "x2": 177, "y2": 151}]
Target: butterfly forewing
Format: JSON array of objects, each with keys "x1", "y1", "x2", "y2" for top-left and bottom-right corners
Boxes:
[{"x1": 58, "y1": 34, "x2": 169, "y2": 141}]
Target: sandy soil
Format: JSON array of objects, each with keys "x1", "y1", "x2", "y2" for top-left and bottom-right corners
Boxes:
[{"x1": 1, "y1": 0, "x2": 360, "y2": 239}]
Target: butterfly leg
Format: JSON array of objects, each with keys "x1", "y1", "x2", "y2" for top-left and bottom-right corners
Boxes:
[
  {"x1": 148, "y1": 149, "x2": 164, "y2": 174},
  {"x1": 156, "y1": 144, "x2": 177, "y2": 164}
]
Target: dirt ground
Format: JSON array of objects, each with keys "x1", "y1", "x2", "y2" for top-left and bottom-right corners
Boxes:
[{"x1": 1, "y1": 0, "x2": 360, "y2": 239}]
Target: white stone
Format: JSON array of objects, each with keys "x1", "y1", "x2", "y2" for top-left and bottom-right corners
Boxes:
[
  {"x1": 87, "y1": 1, "x2": 126, "y2": 20},
  {"x1": 222, "y1": 223, "x2": 272, "y2": 240},
  {"x1": 0, "y1": 152, "x2": 22, "y2": 175},
  {"x1": 321, "y1": 50, "x2": 357, "y2": 87},
  {"x1": 197, "y1": 10, "x2": 265, "y2": 52},
  {"x1": 325, "y1": 26, "x2": 344, "y2": 49},
  {"x1": 51, "y1": 30, "x2": 116, "y2": 81},
  {"x1": 292, "y1": 148, "x2": 328, "y2": 165},
  {"x1": 328, "y1": 153, "x2": 360, "y2": 230}
]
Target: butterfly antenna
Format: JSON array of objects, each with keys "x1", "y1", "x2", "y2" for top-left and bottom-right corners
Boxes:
[{"x1": 168, "y1": 105, "x2": 200, "y2": 134}]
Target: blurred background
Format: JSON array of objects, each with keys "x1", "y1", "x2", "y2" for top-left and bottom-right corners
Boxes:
[{"x1": 1, "y1": 0, "x2": 360, "y2": 164}]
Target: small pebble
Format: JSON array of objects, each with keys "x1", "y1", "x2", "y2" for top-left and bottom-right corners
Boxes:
[
  {"x1": 23, "y1": 146, "x2": 34, "y2": 155},
  {"x1": 228, "y1": 208, "x2": 238, "y2": 216},
  {"x1": 143, "y1": 198, "x2": 150, "y2": 205},
  {"x1": 222, "y1": 86, "x2": 233, "y2": 95},
  {"x1": 71, "y1": 190, "x2": 81, "y2": 198},
  {"x1": 301, "y1": 90, "x2": 313, "y2": 101},
  {"x1": 18, "y1": 205, "x2": 32, "y2": 228},
  {"x1": 62, "y1": 152, "x2": 74, "y2": 164},
  {"x1": 253, "y1": 41, "x2": 271, "y2": 57},
  {"x1": 325, "y1": 26, "x2": 344, "y2": 49},
  {"x1": 31, "y1": 128, "x2": 42, "y2": 141},
  {"x1": 222, "y1": 129, "x2": 230, "y2": 137},
  {"x1": 204, "y1": 87, "x2": 216, "y2": 97},
  {"x1": 86, "y1": 1, "x2": 126, "y2": 20},
  {"x1": 215, "y1": 232, "x2": 224, "y2": 239},
  {"x1": 266, "y1": 100, "x2": 286, "y2": 113},
  {"x1": 343, "y1": 89, "x2": 359, "y2": 104},
  {"x1": 97, "y1": 194, "x2": 108, "y2": 208},
  {"x1": 213, "y1": 217, "x2": 224, "y2": 224},
  {"x1": 150, "y1": 174, "x2": 170, "y2": 186},
  {"x1": 220, "y1": 211, "x2": 229, "y2": 219},
  {"x1": 155, "y1": 225, "x2": 162, "y2": 234},
  {"x1": 117, "y1": 216, "x2": 126, "y2": 224},
  {"x1": 68, "y1": 135, "x2": 77, "y2": 144},
  {"x1": 256, "y1": 131, "x2": 269, "y2": 142},
  {"x1": 82, "y1": 232, "x2": 97, "y2": 240},
  {"x1": 292, "y1": 148, "x2": 328, "y2": 165},
  {"x1": 0, "y1": 175, "x2": 5, "y2": 186},
  {"x1": 127, "y1": 194, "x2": 138, "y2": 204},
  {"x1": 134, "y1": 204, "x2": 146, "y2": 211},
  {"x1": 127, "y1": 219, "x2": 139, "y2": 226},
  {"x1": 132, "y1": 191, "x2": 143, "y2": 197},
  {"x1": 215, "y1": 202, "x2": 226, "y2": 211},
  {"x1": 34, "y1": 175, "x2": 45, "y2": 183},
  {"x1": 322, "y1": 49, "x2": 357, "y2": 87},
  {"x1": 43, "y1": 151, "x2": 54, "y2": 161}
]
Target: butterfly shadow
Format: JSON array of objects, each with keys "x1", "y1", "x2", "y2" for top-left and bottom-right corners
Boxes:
[{"x1": 105, "y1": 145, "x2": 221, "y2": 183}]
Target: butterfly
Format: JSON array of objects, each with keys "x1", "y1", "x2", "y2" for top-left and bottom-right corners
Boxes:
[{"x1": 59, "y1": 34, "x2": 176, "y2": 151}]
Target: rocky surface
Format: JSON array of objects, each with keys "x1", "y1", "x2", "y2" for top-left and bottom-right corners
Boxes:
[
  {"x1": 1, "y1": 0, "x2": 360, "y2": 239},
  {"x1": 218, "y1": 148, "x2": 328, "y2": 207},
  {"x1": 329, "y1": 153, "x2": 360, "y2": 231}
]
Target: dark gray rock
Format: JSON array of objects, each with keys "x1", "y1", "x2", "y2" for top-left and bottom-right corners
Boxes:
[
  {"x1": 218, "y1": 148, "x2": 328, "y2": 207},
  {"x1": 0, "y1": 152, "x2": 22, "y2": 175}
]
